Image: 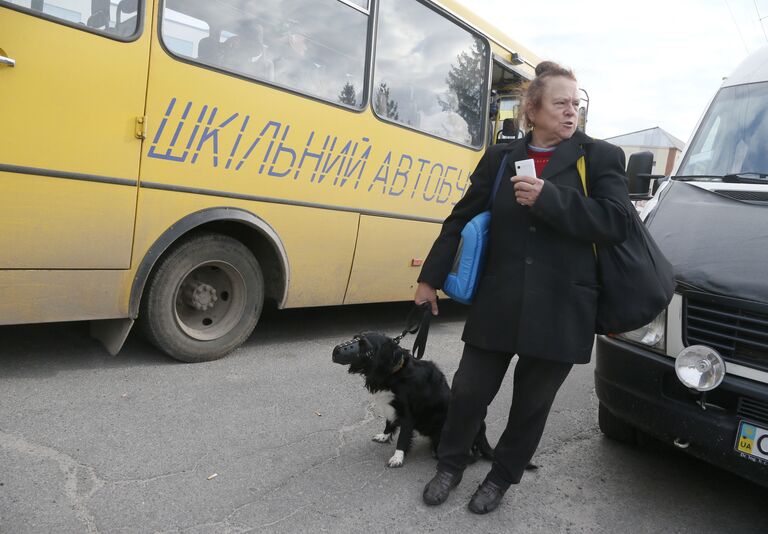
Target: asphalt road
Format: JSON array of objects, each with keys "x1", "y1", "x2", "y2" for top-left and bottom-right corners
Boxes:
[{"x1": 1, "y1": 301, "x2": 767, "y2": 533}]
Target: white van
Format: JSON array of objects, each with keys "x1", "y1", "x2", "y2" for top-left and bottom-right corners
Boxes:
[{"x1": 595, "y1": 47, "x2": 768, "y2": 487}]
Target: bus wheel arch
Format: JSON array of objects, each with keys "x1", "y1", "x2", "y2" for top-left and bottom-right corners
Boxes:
[{"x1": 130, "y1": 208, "x2": 289, "y2": 361}]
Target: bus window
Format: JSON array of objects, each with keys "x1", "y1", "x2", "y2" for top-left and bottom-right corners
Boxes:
[
  {"x1": 160, "y1": 0, "x2": 368, "y2": 109},
  {"x1": 1, "y1": 0, "x2": 140, "y2": 37},
  {"x1": 373, "y1": 0, "x2": 489, "y2": 147}
]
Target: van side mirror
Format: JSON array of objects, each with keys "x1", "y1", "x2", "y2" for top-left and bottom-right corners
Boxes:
[
  {"x1": 626, "y1": 151, "x2": 653, "y2": 196},
  {"x1": 626, "y1": 151, "x2": 667, "y2": 201}
]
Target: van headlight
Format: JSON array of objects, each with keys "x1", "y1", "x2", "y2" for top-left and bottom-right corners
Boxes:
[{"x1": 614, "y1": 311, "x2": 666, "y2": 352}]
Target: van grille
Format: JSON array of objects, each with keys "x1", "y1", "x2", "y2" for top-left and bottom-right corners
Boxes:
[
  {"x1": 712, "y1": 190, "x2": 768, "y2": 203},
  {"x1": 738, "y1": 397, "x2": 768, "y2": 425},
  {"x1": 684, "y1": 293, "x2": 768, "y2": 373}
]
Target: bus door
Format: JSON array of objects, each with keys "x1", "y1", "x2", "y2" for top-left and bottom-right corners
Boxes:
[
  {"x1": 0, "y1": 1, "x2": 151, "y2": 269},
  {"x1": 490, "y1": 58, "x2": 526, "y2": 144}
]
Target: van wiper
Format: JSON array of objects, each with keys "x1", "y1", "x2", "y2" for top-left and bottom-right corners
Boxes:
[{"x1": 722, "y1": 172, "x2": 768, "y2": 183}]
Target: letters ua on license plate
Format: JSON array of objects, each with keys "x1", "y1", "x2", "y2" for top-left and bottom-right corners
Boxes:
[{"x1": 735, "y1": 420, "x2": 768, "y2": 465}]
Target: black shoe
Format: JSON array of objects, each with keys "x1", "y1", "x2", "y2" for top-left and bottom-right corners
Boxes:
[
  {"x1": 422, "y1": 470, "x2": 462, "y2": 506},
  {"x1": 468, "y1": 479, "x2": 507, "y2": 514}
]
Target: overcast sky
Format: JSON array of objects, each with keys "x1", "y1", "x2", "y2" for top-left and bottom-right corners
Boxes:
[{"x1": 461, "y1": 0, "x2": 768, "y2": 142}]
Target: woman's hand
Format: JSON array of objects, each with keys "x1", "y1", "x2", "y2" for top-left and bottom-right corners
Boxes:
[
  {"x1": 414, "y1": 282, "x2": 439, "y2": 316},
  {"x1": 511, "y1": 175, "x2": 544, "y2": 206}
]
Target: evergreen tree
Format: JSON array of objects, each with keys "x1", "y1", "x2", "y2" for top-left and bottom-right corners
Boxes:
[
  {"x1": 339, "y1": 82, "x2": 357, "y2": 106},
  {"x1": 445, "y1": 37, "x2": 487, "y2": 145},
  {"x1": 375, "y1": 82, "x2": 400, "y2": 121}
]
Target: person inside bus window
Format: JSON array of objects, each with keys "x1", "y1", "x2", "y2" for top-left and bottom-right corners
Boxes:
[
  {"x1": 274, "y1": 17, "x2": 314, "y2": 91},
  {"x1": 245, "y1": 25, "x2": 275, "y2": 82},
  {"x1": 414, "y1": 61, "x2": 631, "y2": 514},
  {"x1": 197, "y1": 33, "x2": 222, "y2": 65},
  {"x1": 221, "y1": 35, "x2": 246, "y2": 72},
  {"x1": 221, "y1": 26, "x2": 274, "y2": 82}
]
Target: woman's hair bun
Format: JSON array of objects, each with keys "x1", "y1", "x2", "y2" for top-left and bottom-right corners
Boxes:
[{"x1": 535, "y1": 60, "x2": 565, "y2": 77}]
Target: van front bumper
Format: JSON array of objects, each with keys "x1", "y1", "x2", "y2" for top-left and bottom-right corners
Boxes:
[{"x1": 595, "y1": 335, "x2": 768, "y2": 488}]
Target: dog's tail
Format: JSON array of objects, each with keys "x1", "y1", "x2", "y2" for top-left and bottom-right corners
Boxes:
[
  {"x1": 470, "y1": 421, "x2": 495, "y2": 461},
  {"x1": 470, "y1": 422, "x2": 539, "y2": 470}
]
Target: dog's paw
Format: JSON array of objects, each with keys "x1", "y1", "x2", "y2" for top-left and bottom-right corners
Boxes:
[
  {"x1": 386, "y1": 450, "x2": 405, "y2": 468},
  {"x1": 372, "y1": 433, "x2": 393, "y2": 443}
]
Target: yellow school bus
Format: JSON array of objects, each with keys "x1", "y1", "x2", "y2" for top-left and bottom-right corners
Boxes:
[{"x1": 0, "y1": 0, "x2": 544, "y2": 362}]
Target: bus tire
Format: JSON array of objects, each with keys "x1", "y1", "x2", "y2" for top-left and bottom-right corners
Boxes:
[
  {"x1": 139, "y1": 232, "x2": 264, "y2": 362},
  {"x1": 598, "y1": 402, "x2": 637, "y2": 445}
]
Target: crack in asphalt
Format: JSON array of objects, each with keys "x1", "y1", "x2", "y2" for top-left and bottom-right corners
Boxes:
[
  {"x1": 108, "y1": 452, "x2": 213, "y2": 486},
  {"x1": 205, "y1": 401, "x2": 378, "y2": 531},
  {"x1": 0, "y1": 428, "x2": 103, "y2": 534},
  {"x1": 256, "y1": 429, "x2": 339, "y2": 452}
]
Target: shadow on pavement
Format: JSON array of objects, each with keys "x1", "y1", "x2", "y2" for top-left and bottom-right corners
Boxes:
[
  {"x1": 0, "y1": 300, "x2": 469, "y2": 377},
  {"x1": 250, "y1": 299, "x2": 468, "y2": 345}
]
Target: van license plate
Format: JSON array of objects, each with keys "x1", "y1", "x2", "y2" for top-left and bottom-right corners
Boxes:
[{"x1": 735, "y1": 421, "x2": 768, "y2": 465}]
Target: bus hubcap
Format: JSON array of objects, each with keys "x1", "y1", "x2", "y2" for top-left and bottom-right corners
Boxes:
[{"x1": 174, "y1": 261, "x2": 247, "y2": 341}]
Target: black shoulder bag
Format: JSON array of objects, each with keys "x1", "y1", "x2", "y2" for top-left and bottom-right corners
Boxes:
[{"x1": 577, "y1": 154, "x2": 675, "y2": 334}]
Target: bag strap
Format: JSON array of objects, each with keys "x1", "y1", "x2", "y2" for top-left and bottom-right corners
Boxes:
[
  {"x1": 486, "y1": 153, "x2": 509, "y2": 211},
  {"x1": 576, "y1": 153, "x2": 598, "y2": 258}
]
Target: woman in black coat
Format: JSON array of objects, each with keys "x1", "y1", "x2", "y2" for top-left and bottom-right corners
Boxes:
[{"x1": 415, "y1": 62, "x2": 631, "y2": 514}]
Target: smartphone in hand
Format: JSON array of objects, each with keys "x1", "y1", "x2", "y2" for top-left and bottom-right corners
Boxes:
[{"x1": 514, "y1": 158, "x2": 537, "y2": 178}]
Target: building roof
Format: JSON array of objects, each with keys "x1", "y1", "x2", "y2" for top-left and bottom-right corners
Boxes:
[{"x1": 604, "y1": 127, "x2": 685, "y2": 151}]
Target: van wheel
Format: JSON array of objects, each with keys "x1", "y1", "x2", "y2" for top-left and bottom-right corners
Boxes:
[
  {"x1": 598, "y1": 402, "x2": 637, "y2": 445},
  {"x1": 140, "y1": 233, "x2": 264, "y2": 362}
]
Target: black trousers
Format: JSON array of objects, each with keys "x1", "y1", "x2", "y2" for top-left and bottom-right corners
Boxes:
[{"x1": 437, "y1": 344, "x2": 573, "y2": 488}]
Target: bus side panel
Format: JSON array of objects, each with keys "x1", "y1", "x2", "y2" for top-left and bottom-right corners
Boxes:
[
  {"x1": 0, "y1": 270, "x2": 129, "y2": 325},
  {"x1": 344, "y1": 216, "x2": 440, "y2": 304},
  {"x1": 0, "y1": 6, "x2": 151, "y2": 269},
  {"x1": 0, "y1": 173, "x2": 137, "y2": 268},
  {"x1": 132, "y1": 188, "x2": 359, "y2": 308}
]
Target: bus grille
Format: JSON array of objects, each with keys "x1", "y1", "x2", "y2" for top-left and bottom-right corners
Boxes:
[{"x1": 684, "y1": 293, "x2": 768, "y2": 373}]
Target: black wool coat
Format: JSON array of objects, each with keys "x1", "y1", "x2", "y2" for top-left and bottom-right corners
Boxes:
[{"x1": 418, "y1": 130, "x2": 631, "y2": 364}]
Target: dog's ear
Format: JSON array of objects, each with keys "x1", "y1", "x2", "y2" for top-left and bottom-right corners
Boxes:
[
  {"x1": 392, "y1": 342, "x2": 412, "y2": 361},
  {"x1": 395, "y1": 345, "x2": 411, "y2": 359}
]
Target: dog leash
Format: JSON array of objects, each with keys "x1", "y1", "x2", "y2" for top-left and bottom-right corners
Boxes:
[{"x1": 393, "y1": 301, "x2": 433, "y2": 360}]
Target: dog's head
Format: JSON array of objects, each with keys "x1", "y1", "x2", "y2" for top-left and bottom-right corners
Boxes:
[{"x1": 332, "y1": 332, "x2": 408, "y2": 377}]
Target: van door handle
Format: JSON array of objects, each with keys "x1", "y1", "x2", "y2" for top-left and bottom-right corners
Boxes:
[{"x1": 0, "y1": 55, "x2": 16, "y2": 67}]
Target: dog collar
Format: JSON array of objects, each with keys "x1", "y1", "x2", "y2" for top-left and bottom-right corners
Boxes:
[{"x1": 391, "y1": 355, "x2": 405, "y2": 374}]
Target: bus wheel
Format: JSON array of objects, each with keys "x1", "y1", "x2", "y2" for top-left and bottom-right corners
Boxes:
[{"x1": 140, "y1": 232, "x2": 264, "y2": 362}]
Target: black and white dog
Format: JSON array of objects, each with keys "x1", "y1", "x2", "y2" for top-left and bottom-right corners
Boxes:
[{"x1": 332, "y1": 332, "x2": 494, "y2": 468}]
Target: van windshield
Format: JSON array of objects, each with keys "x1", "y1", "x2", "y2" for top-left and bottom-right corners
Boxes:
[{"x1": 677, "y1": 81, "x2": 768, "y2": 180}]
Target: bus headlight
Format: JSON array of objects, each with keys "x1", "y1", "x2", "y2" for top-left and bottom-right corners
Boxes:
[
  {"x1": 675, "y1": 345, "x2": 725, "y2": 391},
  {"x1": 614, "y1": 311, "x2": 666, "y2": 352}
]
